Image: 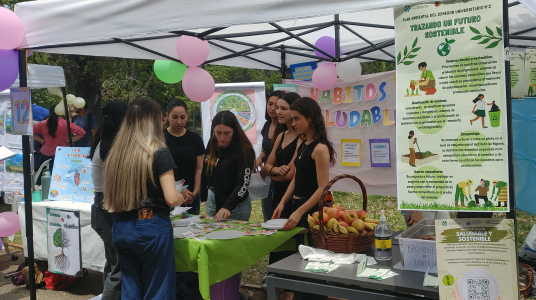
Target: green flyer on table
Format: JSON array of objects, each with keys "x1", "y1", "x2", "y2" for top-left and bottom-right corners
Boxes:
[{"x1": 395, "y1": 0, "x2": 509, "y2": 212}]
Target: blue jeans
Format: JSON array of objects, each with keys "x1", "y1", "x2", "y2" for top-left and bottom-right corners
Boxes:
[
  {"x1": 205, "y1": 190, "x2": 251, "y2": 221},
  {"x1": 112, "y1": 215, "x2": 176, "y2": 300}
]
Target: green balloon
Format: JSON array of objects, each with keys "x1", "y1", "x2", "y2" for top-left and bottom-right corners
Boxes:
[{"x1": 154, "y1": 60, "x2": 187, "y2": 84}]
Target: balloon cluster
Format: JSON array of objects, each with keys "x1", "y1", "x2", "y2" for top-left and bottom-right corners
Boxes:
[
  {"x1": 0, "y1": 7, "x2": 25, "y2": 92},
  {"x1": 311, "y1": 36, "x2": 362, "y2": 91},
  {"x1": 154, "y1": 36, "x2": 215, "y2": 102},
  {"x1": 0, "y1": 212, "x2": 21, "y2": 249},
  {"x1": 46, "y1": 87, "x2": 86, "y2": 115}
]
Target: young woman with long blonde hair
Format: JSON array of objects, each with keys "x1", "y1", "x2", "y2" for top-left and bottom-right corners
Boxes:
[{"x1": 104, "y1": 98, "x2": 183, "y2": 300}]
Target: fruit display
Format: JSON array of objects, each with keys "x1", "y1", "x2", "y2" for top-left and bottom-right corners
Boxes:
[{"x1": 307, "y1": 206, "x2": 380, "y2": 237}]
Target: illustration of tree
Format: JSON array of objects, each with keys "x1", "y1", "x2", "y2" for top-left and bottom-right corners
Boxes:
[
  {"x1": 469, "y1": 26, "x2": 503, "y2": 49},
  {"x1": 53, "y1": 228, "x2": 71, "y2": 272},
  {"x1": 397, "y1": 37, "x2": 420, "y2": 65}
]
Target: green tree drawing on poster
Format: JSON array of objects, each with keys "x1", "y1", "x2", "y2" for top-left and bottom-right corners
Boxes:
[{"x1": 53, "y1": 228, "x2": 71, "y2": 272}]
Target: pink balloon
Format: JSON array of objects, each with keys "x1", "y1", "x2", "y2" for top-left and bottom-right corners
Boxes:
[
  {"x1": 176, "y1": 36, "x2": 210, "y2": 67},
  {"x1": 182, "y1": 67, "x2": 215, "y2": 102},
  {"x1": 312, "y1": 63, "x2": 337, "y2": 91},
  {"x1": 0, "y1": 7, "x2": 25, "y2": 50},
  {"x1": 0, "y1": 212, "x2": 20, "y2": 237}
]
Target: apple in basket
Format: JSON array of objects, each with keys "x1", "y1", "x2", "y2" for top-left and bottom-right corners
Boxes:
[
  {"x1": 356, "y1": 209, "x2": 368, "y2": 220},
  {"x1": 333, "y1": 204, "x2": 344, "y2": 212},
  {"x1": 351, "y1": 219, "x2": 365, "y2": 232},
  {"x1": 327, "y1": 208, "x2": 339, "y2": 219},
  {"x1": 312, "y1": 211, "x2": 329, "y2": 225},
  {"x1": 339, "y1": 221, "x2": 350, "y2": 228},
  {"x1": 323, "y1": 207, "x2": 329, "y2": 213},
  {"x1": 338, "y1": 210, "x2": 346, "y2": 221},
  {"x1": 343, "y1": 211, "x2": 358, "y2": 224}
]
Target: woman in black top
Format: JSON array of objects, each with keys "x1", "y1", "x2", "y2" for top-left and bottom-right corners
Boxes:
[
  {"x1": 103, "y1": 98, "x2": 183, "y2": 299},
  {"x1": 202, "y1": 111, "x2": 256, "y2": 221},
  {"x1": 164, "y1": 99, "x2": 205, "y2": 215},
  {"x1": 256, "y1": 90, "x2": 286, "y2": 222},
  {"x1": 264, "y1": 92, "x2": 301, "y2": 219},
  {"x1": 272, "y1": 97, "x2": 336, "y2": 230}
]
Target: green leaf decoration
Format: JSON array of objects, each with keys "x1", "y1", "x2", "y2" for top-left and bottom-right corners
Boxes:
[
  {"x1": 412, "y1": 47, "x2": 421, "y2": 52},
  {"x1": 408, "y1": 54, "x2": 417, "y2": 58},
  {"x1": 447, "y1": 39, "x2": 455, "y2": 44},
  {"x1": 404, "y1": 46, "x2": 408, "y2": 56},
  {"x1": 412, "y1": 37, "x2": 418, "y2": 48},
  {"x1": 470, "y1": 26, "x2": 481, "y2": 34},
  {"x1": 397, "y1": 52, "x2": 401, "y2": 64},
  {"x1": 486, "y1": 40, "x2": 500, "y2": 49},
  {"x1": 403, "y1": 61, "x2": 414, "y2": 65},
  {"x1": 497, "y1": 27, "x2": 502, "y2": 36},
  {"x1": 445, "y1": 38, "x2": 449, "y2": 44},
  {"x1": 471, "y1": 35, "x2": 483, "y2": 40},
  {"x1": 478, "y1": 38, "x2": 490, "y2": 44},
  {"x1": 486, "y1": 26, "x2": 494, "y2": 36}
]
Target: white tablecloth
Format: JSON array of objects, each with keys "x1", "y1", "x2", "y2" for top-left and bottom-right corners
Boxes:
[{"x1": 18, "y1": 201, "x2": 105, "y2": 272}]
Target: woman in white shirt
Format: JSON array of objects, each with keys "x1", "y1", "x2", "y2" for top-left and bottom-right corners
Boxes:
[{"x1": 470, "y1": 94, "x2": 493, "y2": 128}]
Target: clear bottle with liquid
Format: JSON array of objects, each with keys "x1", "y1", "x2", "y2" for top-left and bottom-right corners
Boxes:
[
  {"x1": 41, "y1": 168, "x2": 51, "y2": 200},
  {"x1": 374, "y1": 210, "x2": 392, "y2": 261}
]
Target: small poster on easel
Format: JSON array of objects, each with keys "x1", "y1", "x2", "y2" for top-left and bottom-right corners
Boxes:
[{"x1": 46, "y1": 208, "x2": 82, "y2": 276}]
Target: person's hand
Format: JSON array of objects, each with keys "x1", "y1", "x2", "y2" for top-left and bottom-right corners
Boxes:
[
  {"x1": 406, "y1": 211, "x2": 422, "y2": 227},
  {"x1": 283, "y1": 211, "x2": 303, "y2": 230},
  {"x1": 181, "y1": 189, "x2": 193, "y2": 204},
  {"x1": 259, "y1": 167, "x2": 267, "y2": 179},
  {"x1": 274, "y1": 165, "x2": 290, "y2": 176},
  {"x1": 272, "y1": 203, "x2": 284, "y2": 220},
  {"x1": 40, "y1": 140, "x2": 45, "y2": 145},
  {"x1": 253, "y1": 157, "x2": 263, "y2": 173},
  {"x1": 414, "y1": 138, "x2": 417, "y2": 142},
  {"x1": 472, "y1": 109, "x2": 475, "y2": 113},
  {"x1": 215, "y1": 208, "x2": 231, "y2": 221}
]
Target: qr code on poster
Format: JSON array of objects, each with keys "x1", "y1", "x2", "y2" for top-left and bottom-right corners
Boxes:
[{"x1": 467, "y1": 279, "x2": 490, "y2": 300}]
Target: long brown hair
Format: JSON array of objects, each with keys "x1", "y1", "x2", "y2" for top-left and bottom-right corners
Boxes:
[
  {"x1": 207, "y1": 111, "x2": 253, "y2": 173},
  {"x1": 290, "y1": 97, "x2": 336, "y2": 165},
  {"x1": 103, "y1": 98, "x2": 166, "y2": 212}
]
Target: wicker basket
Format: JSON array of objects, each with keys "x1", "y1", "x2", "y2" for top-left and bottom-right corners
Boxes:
[
  {"x1": 310, "y1": 174, "x2": 374, "y2": 253},
  {"x1": 519, "y1": 262, "x2": 534, "y2": 299}
]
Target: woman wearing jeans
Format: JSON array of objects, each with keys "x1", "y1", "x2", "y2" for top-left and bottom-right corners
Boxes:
[
  {"x1": 90, "y1": 101, "x2": 127, "y2": 300},
  {"x1": 202, "y1": 110, "x2": 255, "y2": 221},
  {"x1": 103, "y1": 98, "x2": 183, "y2": 299}
]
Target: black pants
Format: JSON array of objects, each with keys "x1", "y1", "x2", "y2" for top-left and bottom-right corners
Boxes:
[
  {"x1": 91, "y1": 192, "x2": 122, "y2": 300},
  {"x1": 474, "y1": 194, "x2": 489, "y2": 205}
]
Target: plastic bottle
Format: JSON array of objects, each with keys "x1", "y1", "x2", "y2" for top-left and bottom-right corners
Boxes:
[
  {"x1": 41, "y1": 168, "x2": 51, "y2": 200},
  {"x1": 375, "y1": 210, "x2": 392, "y2": 261}
]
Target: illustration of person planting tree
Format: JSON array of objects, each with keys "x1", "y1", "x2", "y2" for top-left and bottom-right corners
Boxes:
[
  {"x1": 408, "y1": 130, "x2": 416, "y2": 167},
  {"x1": 474, "y1": 179, "x2": 490, "y2": 206},
  {"x1": 455, "y1": 179, "x2": 473, "y2": 208},
  {"x1": 470, "y1": 94, "x2": 494, "y2": 128},
  {"x1": 491, "y1": 180, "x2": 508, "y2": 208},
  {"x1": 410, "y1": 62, "x2": 437, "y2": 95}
]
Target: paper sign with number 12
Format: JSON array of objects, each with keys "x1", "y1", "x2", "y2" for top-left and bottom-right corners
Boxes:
[{"x1": 9, "y1": 87, "x2": 32, "y2": 136}]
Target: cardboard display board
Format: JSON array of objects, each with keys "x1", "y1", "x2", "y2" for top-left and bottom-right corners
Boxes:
[
  {"x1": 49, "y1": 147, "x2": 94, "y2": 203},
  {"x1": 47, "y1": 208, "x2": 82, "y2": 276},
  {"x1": 395, "y1": 0, "x2": 509, "y2": 212}
]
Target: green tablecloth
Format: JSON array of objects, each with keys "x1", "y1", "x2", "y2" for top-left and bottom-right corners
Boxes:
[{"x1": 174, "y1": 226, "x2": 303, "y2": 300}]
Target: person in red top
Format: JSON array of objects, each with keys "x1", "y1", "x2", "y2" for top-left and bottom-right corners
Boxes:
[{"x1": 33, "y1": 106, "x2": 86, "y2": 173}]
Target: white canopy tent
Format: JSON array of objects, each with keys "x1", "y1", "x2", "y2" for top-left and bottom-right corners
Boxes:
[{"x1": 14, "y1": 0, "x2": 536, "y2": 73}]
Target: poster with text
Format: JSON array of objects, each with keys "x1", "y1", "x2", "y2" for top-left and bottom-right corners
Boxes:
[
  {"x1": 284, "y1": 70, "x2": 397, "y2": 196},
  {"x1": 436, "y1": 218, "x2": 517, "y2": 300},
  {"x1": 395, "y1": 0, "x2": 509, "y2": 212},
  {"x1": 510, "y1": 52, "x2": 525, "y2": 100},
  {"x1": 9, "y1": 87, "x2": 32, "y2": 135},
  {"x1": 49, "y1": 147, "x2": 94, "y2": 203},
  {"x1": 524, "y1": 48, "x2": 536, "y2": 98},
  {"x1": 47, "y1": 208, "x2": 82, "y2": 276}
]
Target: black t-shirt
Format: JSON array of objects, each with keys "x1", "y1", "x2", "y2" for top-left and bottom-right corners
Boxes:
[
  {"x1": 260, "y1": 121, "x2": 272, "y2": 163},
  {"x1": 143, "y1": 148, "x2": 176, "y2": 215},
  {"x1": 164, "y1": 129, "x2": 205, "y2": 187}
]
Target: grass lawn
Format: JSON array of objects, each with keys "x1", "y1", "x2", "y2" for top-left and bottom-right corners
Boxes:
[{"x1": 2, "y1": 193, "x2": 534, "y2": 287}]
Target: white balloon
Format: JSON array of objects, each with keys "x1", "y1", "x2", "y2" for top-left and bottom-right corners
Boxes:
[
  {"x1": 54, "y1": 101, "x2": 66, "y2": 115},
  {"x1": 336, "y1": 59, "x2": 362, "y2": 83},
  {"x1": 47, "y1": 87, "x2": 63, "y2": 98},
  {"x1": 66, "y1": 94, "x2": 76, "y2": 104},
  {"x1": 73, "y1": 97, "x2": 86, "y2": 108}
]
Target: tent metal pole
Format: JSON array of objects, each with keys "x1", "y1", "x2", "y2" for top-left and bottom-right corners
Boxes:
[
  {"x1": 502, "y1": 0, "x2": 516, "y2": 222},
  {"x1": 358, "y1": 56, "x2": 394, "y2": 63},
  {"x1": 113, "y1": 38, "x2": 183, "y2": 63},
  {"x1": 208, "y1": 41, "x2": 279, "y2": 69},
  {"x1": 342, "y1": 40, "x2": 395, "y2": 61},
  {"x1": 205, "y1": 24, "x2": 332, "y2": 64},
  {"x1": 340, "y1": 21, "x2": 394, "y2": 30},
  {"x1": 341, "y1": 24, "x2": 395, "y2": 59},
  {"x1": 269, "y1": 22, "x2": 336, "y2": 60},
  {"x1": 281, "y1": 45, "x2": 287, "y2": 80},
  {"x1": 18, "y1": 49, "x2": 36, "y2": 300},
  {"x1": 343, "y1": 39, "x2": 395, "y2": 56},
  {"x1": 335, "y1": 15, "x2": 341, "y2": 61},
  {"x1": 510, "y1": 26, "x2": 536, "y2": 36},
  {"x1": 510, "y1": 36, "x2": 536, "y2": 41},
  {"x1": 508, "y1": 1, "x2": 520, "y2": 7},
  {"x1": 197, "y1": 27, "x2": 228, "y2": 38},
  {"x1": 284, "y1": 45, "x2": 314, "y2": 52}
]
